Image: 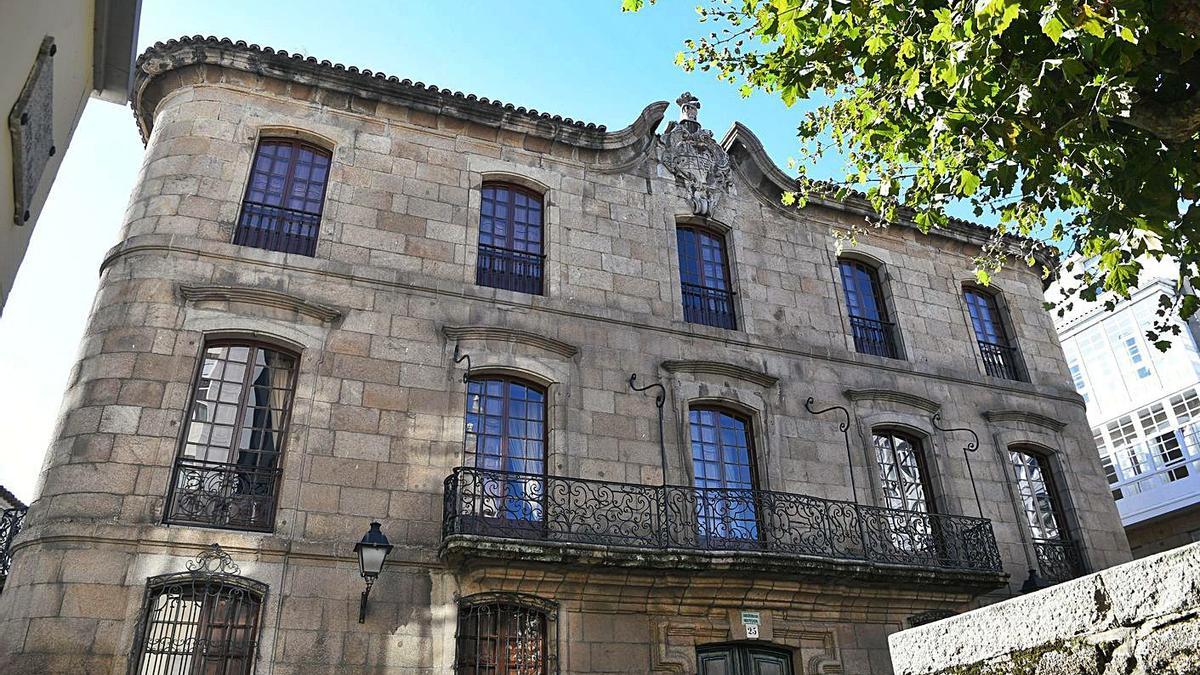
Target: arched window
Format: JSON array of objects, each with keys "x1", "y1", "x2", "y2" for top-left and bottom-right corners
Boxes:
[
  {"x1": 132, "y1": 546, "x2": 266, "y2": 675},
  {"x1": 235, "y1": 138, "x2": 331, "y2": 256},
  {"x1": 476, "y1": 183, "x2": 545, "y2": 295},
  {"x1": 1009, "y1": 448, "x2": 1082, "y2": 582},
  {"x1": 963, "y1": 286, "x2": 1024, "y2": 380},
  {"x1": 465, "y1": 376, "x2": 547, "y2": 524},
  {"x1": 689, "y1": 406, "x2": 758, "y2": 545},
  {"x1": 838, "y1": 258, "x2": 899, "y2": 358},
  {"x1": 677, "y1": 225, "x2": 736, "y2": 329},
  {"x1": 165, "y1": 340, "x2": 298, "y2": 531},
  {"x1": 872, "y1": 431, "x2": 936, "y2": 513},
  {"x1": 455, "y1": 593, "x2": 557, "y2": 674}
]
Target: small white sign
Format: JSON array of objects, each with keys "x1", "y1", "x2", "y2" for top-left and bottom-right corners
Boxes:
[{"x1": 745, "y1": 623, "x2": 760, "y2": 639}]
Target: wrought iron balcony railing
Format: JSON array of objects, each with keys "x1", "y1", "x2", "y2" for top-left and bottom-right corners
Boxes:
[
  {"x1": 234, "y1": 201, "x2": 322, "y2": 256},
  {"x1": 978, "y1": 340, "x2": 1024, "y2": 381},
  {"x1": 164, "y1": 458, "x2": 282, "y2": 532},
  {"x1": 442, "y1": 467, "x2": 1003, "y2": 573},
  {"x1": 681, "y1": 282, "x2": 736, "y2": 330},
  {"x1": 476, "y1": 244, "x2": 544, "y2": 295},
  {"x1": 848, "y1": 315, "x2": 899, "y2": 359},
  {"x1": 1033, "y1": 538, "x2": 1085, "y2": 585},
  {"x1": 1, "y1": 506, "x2": 27, "y2": 583}
]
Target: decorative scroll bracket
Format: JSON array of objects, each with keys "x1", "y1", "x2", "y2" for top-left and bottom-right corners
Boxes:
[
  {"x1": 804, "y1": 397, "x2": 857, "y2": 504},
  {"x1": 452, "y1": 343, "x2": 472, "y2": 383},
  {"x1": 932, "y1": 411, "x2": 984, "y2": 518},
  {"x1": 629, "y1": 373, "x2": 668, "y2": 486}
]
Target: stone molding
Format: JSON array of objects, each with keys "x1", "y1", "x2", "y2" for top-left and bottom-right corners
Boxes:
[
  {"x1": 441, "y1": 325, "x2": 579, "y2": 359},
  {"x1": 102, "y1": 238, "x2": 1085, "y2": 408},
  {"x1": 983, "y1": 409, "x2": 1068, "y2": 432},
  {"x1": 722, "y1": 121, "x2": 1059, "y2": 271},
  {"x1": 844, "y1": 388, "x2": 941, "y2": 414},
  {"x1": 178, "y1": 284, "x2": 342, "y2": 323},
  {"x1": 660, "y1": 359, "x2": 778, "y2": 388},
  {"x1": 133, "y1": 35, "x2": 668, "y2": 153}
]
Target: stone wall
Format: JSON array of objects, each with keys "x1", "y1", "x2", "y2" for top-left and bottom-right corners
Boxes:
[
  {"x1": 0, "y1": 37, "x2": 1130, "y2": 674},
  {"x1": 888, "y1": 541, "x2": 1200, "y2": 675}
]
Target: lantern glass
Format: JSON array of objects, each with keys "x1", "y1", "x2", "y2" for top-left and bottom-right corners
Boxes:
[{"x1": 358, "y1": 545, "x2": 387, "y2": 578}]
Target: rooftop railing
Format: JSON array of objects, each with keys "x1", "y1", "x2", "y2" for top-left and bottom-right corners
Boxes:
[{"x1": 442, "y1": 467, "x2": 1003, "y2": 573}]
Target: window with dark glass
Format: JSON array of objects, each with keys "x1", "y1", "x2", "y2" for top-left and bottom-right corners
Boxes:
[
  {"x1": 455, "y1": 594, "x2": 556, "y2": 674},
  {"x1": 235, "y1": 138, "x2": 331, "y2": 256},
  {"x1": 838, "y1": 258, "x2": 899, "y2": 358},
  {"x1": 476, "y1": 184, "x2": 544, "y2": 295},
  {"x1": 1009, "y1": 448, "x2": 1083, "y2": 582},
  {"x1": 690, "y1": 407, "x2": 758, "y2": 545},
  {"x1": 466, "y1": 376, "x2": 547, "y2": 523},
  {"x1": 964, "y1": 287, "x2": 1024, "y2": 381},
  {"x1": 165, "y1": 341, "x2": 297, "y2": 531},
  {"x1": 132, "y1": 572, "x2": 265, "y2": 674},
  {"x1": 677, "y1": 225, "x2": 736, "y2": 329}
]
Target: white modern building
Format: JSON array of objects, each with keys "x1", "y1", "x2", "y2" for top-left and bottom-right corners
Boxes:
[{"x1": 1053, "y1": 256, "x2": 1200, "y2": 556}]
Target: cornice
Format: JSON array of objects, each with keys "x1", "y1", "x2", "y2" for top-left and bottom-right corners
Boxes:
[
  {"x1": 442, "y1": 325, "x2": 579, "y2": 359},
  {"x1": 132, "y1": 36, "x2": 666, "y2": 154},
  {"x1": 178, "y1": 284, "x2": 342, "y2": 323},
  {"x1": 844, "y1": 389, "x2": 941, "y2": 414},
  {"x1": 983, "y1": 410, "x2": 1068, "y2": 432},
  {"x1": 721, "y1": 121, "x2": 1059, "y2": 275},
  {"x1": 660, "y1": 360, "x2": 778, "y2": 388}
]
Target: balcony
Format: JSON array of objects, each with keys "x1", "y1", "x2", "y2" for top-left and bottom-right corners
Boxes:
[
  {"x1": 164, "y1": 458, "x2": 282, "y2": 532},
  {"x1": 681, "y1": 282, "x2": 736, "y2": 329},
  {"x1": 977, "y1": 340, "x2": 1024, "y2": 381},
  {"x1": 476, "y1": 244, "x2": 544, "y2": 295},
  {"x1": 0, "y1": 506, "x2": 27, "y2": 590},
  {"x1": 234, "y1": 201, "x2": 322, "y2": 256},
  {"x1": 849, "y1": 315, "x2": 899, "y2": 359},
  {"x1": 442, "y1": 468, "x2": 1005, "y2": 589},
  {"x1": 1033, "y1": 538, "x2": 1085, "y2": 585}
]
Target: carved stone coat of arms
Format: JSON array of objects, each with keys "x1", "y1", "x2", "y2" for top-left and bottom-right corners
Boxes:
[{"x1": 659, "y1": 92, "x2": 733, "y2": 218}]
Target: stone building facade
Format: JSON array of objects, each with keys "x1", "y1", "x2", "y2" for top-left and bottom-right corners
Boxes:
[{"x1": 0, "y1": 36, "x2": 1129, "y2": 674}]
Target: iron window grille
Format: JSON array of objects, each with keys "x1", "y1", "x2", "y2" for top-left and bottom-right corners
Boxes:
[
  {"x1": 964, "y1": 288, "x2": 1025, "y2": 381},
  {"x1": 130, "y1": 545, "x2": 266, "y2": 675},
  {"x1": 454, "y1": 592, "x2": 558, "y2": 674},
  {"x1": 838, "y1": 259, "x2": 900, "y2": 359},
  {"x1": 1010, "y1": 449, "x2": 1084, "y2": 584},
  {"x1": 476, "y1": 184, "x2": 545, "y2": 295},
  {"x1": 234, "y1": 138, "x2": 331, "y2": 256},
  {"x1": 164, "y1": 341, "x2": 298, "y2": 532},
  {"x1": 677, "y1": 225, "x2": 736, "y2": 329}
]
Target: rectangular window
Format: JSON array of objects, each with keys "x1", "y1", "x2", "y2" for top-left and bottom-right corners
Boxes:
[
  {"x1": 235, "y1": 139, "x2": 331, "y2": 256},
  {"x1": 677, "y1": 226, "x2": 736, "y2": 329},
  {"x1": 964, "y1": 288, "x2": 1023, "y2": 381},
  {"x1": 839, "y1": 259, "x2": 900, "y2": 359},
  {"x1": 164, "y1": 341, "x2": 298, "y2": 531},
  {"x1": 475, "y1": 184, "x2": 544, "y2": 295}
]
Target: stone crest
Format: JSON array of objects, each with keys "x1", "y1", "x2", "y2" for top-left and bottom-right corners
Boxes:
[{"x1": 659, "y1": 92, "x2": 732, "y2": 217}]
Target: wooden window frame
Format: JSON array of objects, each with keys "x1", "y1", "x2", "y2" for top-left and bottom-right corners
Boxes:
[
  {"x1": 872, "y1": 430, "x2": 938, "y2": 514},
  {"x1": 676, "y1": 224, "x2": 737, "y2": 330},
  {"x1": 475, "y1": 182, "x2": 546, "y2": 295},
  {"x1": 234, "y1": 137, "x2": 332, "y2": 257},
  {"x1": 163, "y1": 338, "x2": 299, "y2": 532},
  {"x1": 837, "y1": 257, "x2": 900, "y2": 359}
]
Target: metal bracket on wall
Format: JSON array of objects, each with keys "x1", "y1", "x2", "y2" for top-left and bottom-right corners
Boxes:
[
  {"x1": 451, "y1": 343, "x2": 472, "y2": 383},
  {"x1": 804, "y1": 397, "x2": 858, "y2": 503},
  {"x1": 629, "y1": 373, "x2": 668, "y2": 485},
  {"x1": 931, "y1": 411, "x2": 984, "y2": 518}
]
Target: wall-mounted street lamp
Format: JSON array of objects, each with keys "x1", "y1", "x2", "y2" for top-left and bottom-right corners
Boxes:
[{"x1": 354, "y1": 521, "x2": 393, "y2": 623}]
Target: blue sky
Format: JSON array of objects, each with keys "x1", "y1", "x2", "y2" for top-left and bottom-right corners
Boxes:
[{"x1": 0, "y1": 1, "x2": 923, "y2": 502}]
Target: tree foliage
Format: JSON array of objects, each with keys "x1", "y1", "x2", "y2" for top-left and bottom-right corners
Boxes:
[{"x1": 624, "y1": 0, "x2": 1200, "y2": 345}]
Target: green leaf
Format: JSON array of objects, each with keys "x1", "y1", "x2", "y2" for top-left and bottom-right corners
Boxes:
[
  {"x1": 620, "y1": 0, "x2": 645, "y2": 12},
  {"x1": 1041, "y1": 16, "x2": 1065, "y2": 43},
  {"x1": 959, "y1": 170, "x2": 981, "y2": 196}
]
